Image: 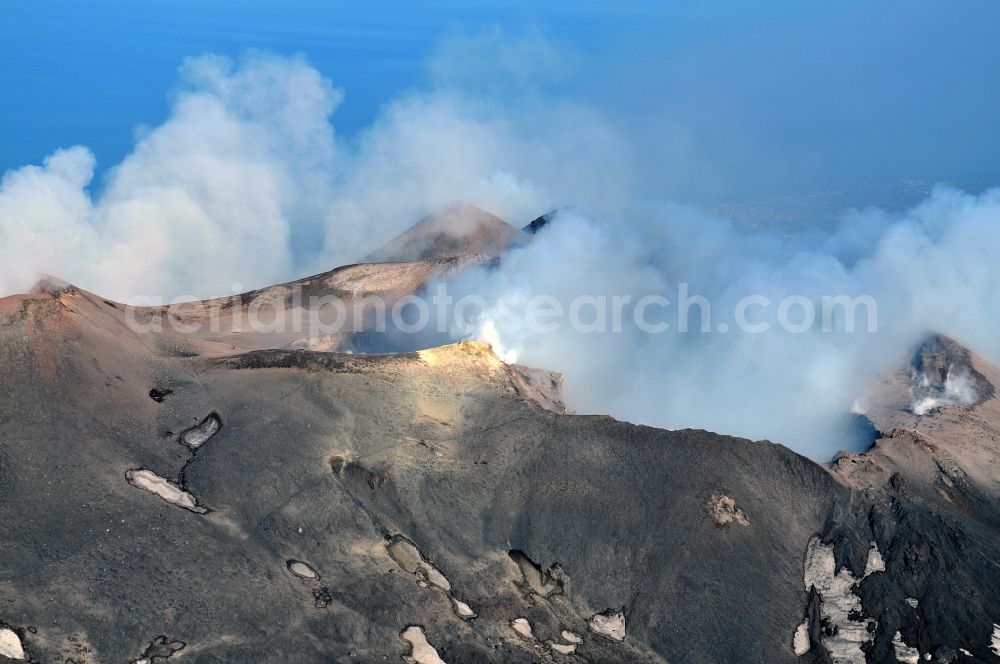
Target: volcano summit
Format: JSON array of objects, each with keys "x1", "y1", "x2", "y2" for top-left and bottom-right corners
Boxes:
[{"x1": 0, "y1": 206, "x2": 999, "y2": 663}]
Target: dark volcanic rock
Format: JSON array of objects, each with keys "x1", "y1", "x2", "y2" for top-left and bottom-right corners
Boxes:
[
  {"x1": 148, "y1": 388, "x2": 173, "y2": 403},
  {"x1": 0, "y1": 286, "x2": 998, "y2": 663}
]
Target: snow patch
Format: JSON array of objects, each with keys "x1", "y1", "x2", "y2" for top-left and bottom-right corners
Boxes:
[
  {"x1": 508, "y1": 550, "x2": 563, "y2": 597},
  {"x1": 991, "y1": 623, "x2": 1000, "y2": 656},
  {"x1": 512, "y1": 618, "x2": 534, "y2": 639},
  {"x1": 286, "y1": 560, "x2": 319, "y2": 579},
  {"x1": 386, "y1": 536, "x2": 451, "y2": 591},
  {"x1": 180, "y1": 412, "x2": 222, "y2": 449},
  {"x1": 793, "y1": 620, "x2": 810, "y2": 656},
  {"x1": 892, "y1": 631, "x2": 920, "y2": 663},
  {"x1": 801, "y1": 536, "x2": 871, "y2": 664},
  {"x1": 0, "y1": 627, "x2": 26, "y2": 660},
  {"x1": 864, "y1": 542, "x2": 885, "y2": 577},
  {"x1": 126, "y1": 469, "x2": 207, "y2": 513},
  {"x1": 386, "y1": 535, "x2": 476, "y2": 621},
  {"x1": 561, "y1": 630, "x2": 583, "y2": 644},
  {"x1": 451, "y1": 598, "x2": 476, "y2": 620},
  {"x1": 401, "y1": 626, "x2": 446, "y2": 664},
  {"x1": 589, "y1": 609, "x2": 626, "y2": 642}
]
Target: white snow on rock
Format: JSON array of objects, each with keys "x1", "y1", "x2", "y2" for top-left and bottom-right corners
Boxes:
[
  {"x1": 793, "y1": 620, "x2": 810, "y2": 656},
  {"x1": 892, "y1": 631, "x2": 920, "y2": 663},
  {"x1": 512, "y1": 618, "x2": 534, "y2": 639},
  {"x1": 508, "y1": 550, "x2": 562, "y2": 598},
  {"x1": 180, "y1": 413, "x2": 221, "y2": 449},
  {"x1": 401, "y1": 626, "x2": 446, "y2": 664},
  {"x1": 452, "y1": 598, "x2": 476, "y2": 619},
  {"x1": 801, "y1": 536, "x2": 871, "y2": 664},
  {"x1": 864, "y1": 542, "x2": 885, "y2": 577},
  {"x1": 905, "y1": 597, "x2": 919, "y2": 609},
  {"x1": 991, "y1": 623, "x2": 1000, "y2": 656},
  {"x1": 126, "y1": 469, "x2": 207, "y2": 513},
  {"x1": 0, "y1": 627, "x2": 26, "y2": 660},
  {"x1": 421, "y1": 565, "x2": 450, "y2": 591},
  {"x1": 286, "y1": 560, "x2": 319, "y2": 579},
  {"x1": 385, "y1": 535, "x2": 477, "y2": 621},
  {"x1": 386, "y1": 536, "x2": 451, "y2": 591},
  {"x1": 547, "y1": 628, "x2": 583, "y2": 653},
  {"x1": 589, "y1": 609, "x2": 626, "y2": 642}
]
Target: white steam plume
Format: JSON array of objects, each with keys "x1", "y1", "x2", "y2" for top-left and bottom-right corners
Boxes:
[
  {"x1": 444, "y1": 190, "x2": 1000, "y2": 458},
  {"x1": 0, "y1": 46, "x2": 627, "y2": 302}
]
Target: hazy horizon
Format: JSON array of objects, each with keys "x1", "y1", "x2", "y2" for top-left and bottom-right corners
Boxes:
[{"x1": 5, "y1": 1, "x2": 1000, "y2": 206}]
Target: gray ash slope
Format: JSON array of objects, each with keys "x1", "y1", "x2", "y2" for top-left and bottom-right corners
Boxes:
[{"x1": 1, "y1": 217, "x2": 999, "y2": 662}]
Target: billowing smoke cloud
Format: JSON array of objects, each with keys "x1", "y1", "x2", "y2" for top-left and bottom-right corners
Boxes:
[
  {"x1": 3, "y1": 41, "x2": 1000, "y2": 459},
  {"x1": 0, "y1": 54, "x2": 339, "y2": 300},
  {"x1": 0, "y1": 46, "x2": 627, "y2": 301},
  {"x1": 443, "y1": 188, "x2": 1000, "y2": 458}
]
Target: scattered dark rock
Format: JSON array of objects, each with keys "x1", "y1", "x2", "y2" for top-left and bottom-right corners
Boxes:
[
  {"x1": 149, "y1": 388, "x2": 173, "y2": 403},
  {"x1": 313, "y1": 587, "x2": 332, "y2": 608}
]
